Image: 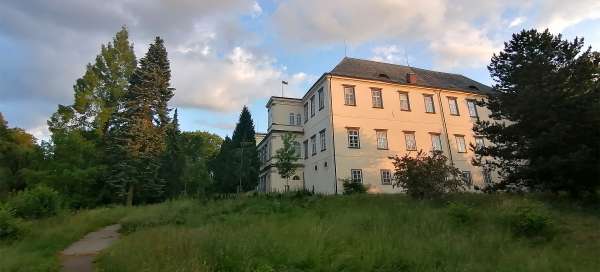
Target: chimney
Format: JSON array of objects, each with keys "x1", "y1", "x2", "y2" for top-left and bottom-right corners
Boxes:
[{"x1": 406, "y1": 73, "x2": 417, "y2": 84}]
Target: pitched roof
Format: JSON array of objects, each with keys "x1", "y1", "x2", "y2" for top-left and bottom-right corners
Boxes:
[{"x1": 329, "y1": 57, "x2": 493, "y2": 95}]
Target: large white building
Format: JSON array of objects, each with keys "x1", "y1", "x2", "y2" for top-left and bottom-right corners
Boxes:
[{"x1": 257, "y1": 58, "x2": 495, "y2": 194}]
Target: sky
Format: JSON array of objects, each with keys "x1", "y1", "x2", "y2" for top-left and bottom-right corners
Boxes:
[{"x1": 1, "y1": 0, "x2": 599, "y2": 140}]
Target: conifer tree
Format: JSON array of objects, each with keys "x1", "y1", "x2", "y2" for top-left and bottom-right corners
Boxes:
[
  {"x1": 107, "y1": 36, "x2": 174, "y2": 205},
  {"x1": 230, "y1": 106, "x2": 260, "y2": 192},
  {"x1": 161, "y1": 108, "x2": 185, "y2": 198},
  {"x1": 474, "y1": 29, "x2": 600, "y2": 195}
]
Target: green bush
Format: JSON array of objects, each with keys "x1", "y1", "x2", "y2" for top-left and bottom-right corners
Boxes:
[
  {"x1": 0, "y1": 206, "x2": 23, "y2": 241},
  {"x1": 508, "y1": 203, "x2": 553, "y2": 238},
  {"x1": 342, "y1": 178, "x2": 367, "y2": 195},
  {"x1": 447, "y1": 202, "x2": 475, "y2": 225},
  {"x1": 7, "y1": 185, "x2": 61, "y2": 219}
]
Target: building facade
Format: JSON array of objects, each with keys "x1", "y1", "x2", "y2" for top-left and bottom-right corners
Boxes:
[{"x1": 257, "y1": 58, "x2": 496, "y2": 194}]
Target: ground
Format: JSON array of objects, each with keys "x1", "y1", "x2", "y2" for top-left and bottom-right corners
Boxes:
[{"x1": 1, "y1": 194, "x2": 599, "y2": 271}]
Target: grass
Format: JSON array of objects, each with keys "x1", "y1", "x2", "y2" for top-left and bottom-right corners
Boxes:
[
  {"x1": 2, "y1": 194, "x2": 599, "y2": 271},
  {"x1": 97, "y1": 194, "x2": 599, "y2": 272},
  {"x1": 0, "y1": 205, "x2": 133, "y2": 271}
]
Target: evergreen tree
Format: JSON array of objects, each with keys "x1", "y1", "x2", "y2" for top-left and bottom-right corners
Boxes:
[
  {"x1": 210, "y1": 136, "x2": 236, "y2": 193},
  {"x1": 161, "y1": 109, "x2": 185, "y2": 198},
  {"x1": 230, "y1": 106, "x2": 260, "y2": 192},
  {"x1": 474, "y1": 29, "x2": 600, "y2": 196},
  {"x1": 107, "y1": 37, "x2": 174, "y2": 205},
  {"x1": 273, "y1": 133, "x2": 300, "y2": 192}
]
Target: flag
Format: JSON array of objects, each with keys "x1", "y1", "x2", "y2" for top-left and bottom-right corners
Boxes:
[{"x1": 282, "y1": 80, "x2": 288, "y2": 85}]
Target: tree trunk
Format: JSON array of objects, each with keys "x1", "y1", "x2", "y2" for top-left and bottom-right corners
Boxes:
[{"x1": 126, "y1": 184, "x2": 134, "y2": 206}]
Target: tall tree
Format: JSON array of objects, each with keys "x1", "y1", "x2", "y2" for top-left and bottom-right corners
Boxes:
[
  {"x1": 107, "y1": 37, "x2": 174, "y2": 205},
  {"x1": 273, "y1": 133, "x2": 300, "y2": 192},
  {"x1": 474, "y1": 29, "x2": 600, "y2": 195},
  {"x1": 230, "y1": 106, "x2": 260, "y2": 192},
  {"x1": 210, "y1": 136, "x2": 236, "y2": 193},
  {"x1": 161, "y1": 109, "x2": 185, "y2": 198},
  {"x1": 48, "y1": 26, "x2": 136, "y2": 136}
]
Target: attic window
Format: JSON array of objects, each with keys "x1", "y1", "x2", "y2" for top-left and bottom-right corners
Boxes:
[
  {"x1": 468, "y1": 85, "x2": 480, "y2": 91},
  {"x1": 378, "y1": 73, "x2": 390, "y2": 79}
]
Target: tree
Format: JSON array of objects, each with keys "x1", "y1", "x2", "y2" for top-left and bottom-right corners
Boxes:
[
  {"x1": 161, "y1": 109, "x2": 185, "y2": 198},
  {"x1": 273, "y1": 133, "x2": 300, "y2": 192},
  {"x1": 392, "y1": 151, "x2": 464, "y2": 199},
  {"x1": 106, "y1": 37, "x2": 174, "y2": 205},
  {"x1": 210, "y1": 136, "x2": 236, "y2": 193},
  {"x1": 474, "y1": 29, "x2": 600, "y2": 196}
]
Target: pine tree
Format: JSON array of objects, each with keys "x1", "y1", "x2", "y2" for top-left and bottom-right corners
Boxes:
[
  {"x1": 161, "y1": 109, "x2": 186, "y2": 198},
  {"x1": 230, "y1": 106, "x2": 260, "y2": 192},
  {"x1": 474, "y1": 29, "x2": 600, "y2": 196},
  {"x1": 107, "y1": 37, "x2": 174, "y2": 205}
]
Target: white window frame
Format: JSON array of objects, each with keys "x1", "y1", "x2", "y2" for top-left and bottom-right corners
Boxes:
[
  {"x1": 289, "y1": 113, "x2": 295, "y2": 125},
  {"x1": 475, "y1": 137, "x2": 485, "y2": 150},
  {"x1": 424, "y1": 95, "x2": 435, "y2": 113},
  {"x1": 344, "y1": 86, "x2": 356, "y2": 106},
  {"x1": 310, "y1": 95, "x2": 316, "y2": 117},
  {"x1": 318, "y1": 88, "x2": 324, "y2": 110},
  {"x1": 319, "y1": 129, "x2": 326, "y2": 151},
  {"x1": 448, "y1": 97, "x2": 459, "y2": 115},
  {"x1": 399, "y1": 92, "x2": 411, "y2": 111},
  {"x1": 456, "y1": 135, "x2": 467, "y2": 153},
  {"x1": 376, "y1": 130, "x2": 388, "y2": 149},
  {"x1": 351, "y1": 169, "x2": 363, "y2": 183},
  {"x1": 381, "y1": 169, "x2": 392, "y2": 185},
  {"x1": 303, "y1": 102, "x2": 308, "y2": 123},
  {"x1": 347, "y1": 128, "x2": 360, "y2": 148},
  {"x1": 310, "y1": 135, "x2": 317, "y2": 156},
  {"x1": 404, "y1": 132, "x2": 417, "y2": 151},
  {"x1": 303, "y1": 140, "x2": 308, "y2": 159},
  {"x1": 371, "y1": 88, "x2": 383, "y2": 108},
  {"x1": 296, "y1": 113, "x2": 301, "y2": 126},
  {"x1": 430, "y1": 133, "x2": 442, "y2": 152},
  {"x1": 462, "y1": 171, "x2": 472, "y2": 186},
  {"x1": 467, "y1": 99, "x2": 479, "y2": 119}
]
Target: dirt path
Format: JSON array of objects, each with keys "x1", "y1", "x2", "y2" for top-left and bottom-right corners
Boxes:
[{"x1": 59, "y1": 224, "x2": 121, "y2": 272}]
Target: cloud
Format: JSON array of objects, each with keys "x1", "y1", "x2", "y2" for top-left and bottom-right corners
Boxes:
[
  {"x1": 535, "y1": 0, "x2": 600, "y2": 32},
  {"x1": 509, "y1": 17, "x2": 526, "y2": 28}
]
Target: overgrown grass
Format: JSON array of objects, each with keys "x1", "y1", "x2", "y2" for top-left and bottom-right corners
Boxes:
[
  {"x1": 0, "y1": 205, "x2": 132, "y2": 271},
  {"x1": 95, "y1": 194, "x2": 600, "y2": 272}
]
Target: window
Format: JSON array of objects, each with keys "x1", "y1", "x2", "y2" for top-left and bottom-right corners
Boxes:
[
  {"x1": 467, "y1": 100, "x2": 479, "y2": 119},
  {"x1": 456, "y1": 135, "x2": 467, "y2": 153},
  {"x1": 371, "y1": 88, "x2": 383, "y2": 108},
  {"x1": 310, "y1": 95, "x2": 316, "y2": 117},
  {"x1": 344, "y1": 86, "x2": 356, "y2": 106},
  {"x1": 303, "y1": 102, "x2": 308, "y2": 123},
  {"x1": 293, "y1": 141, "x2": 301, "y2": 158},
  {"x1": 289, "y1": 113, "x2": 295, "y2": 125},
  {"x1": 399, "y1": 92, "x2": 411, "y2": 111},
  {"x1": 310, "y1": 135, "x2": 317, "y2": 156},
  {"x1": 319, "y1": 129, "x2": 326, "y2": 151},
  {"x1": 347, "y1": 128, "x2": 360, "y2": 148},
  {"x1": 303, "y1": 140, "x2": 308, "y2": 159},
  {"x1": 461, "y1": 171, "x2": 472, "y2": 186},
  {"x1": 404, "y1": 132, "x2": 417, "y2": 151},
  {"x1": 376, "y1": 130, "x2": 388, "y2": 149},
  {"x1": 318, "y1": 88, "x2": 324, "y2": 110},
  {"x1": 351, "y1": 169, "x2": 363, "y2": 183},
  {"x1": 475, "y1": 137, "x2": 485, "y2": 150},
  {"x1": 483, "y1": 169, "x2": 493, "y2": 185},
  {"x1": 296, "y1": 114, "x2": 301, "y2": 126},
  {"x1": 268, "y1": 108, "x2": 272, "y2": 126},
  {"x1": 424, "y1": 95, "x2": 435, "y2": 113},
  {"x1": 431, "y1": 133, "x2": 442, "y2": 152},
  {"x1": 381, "y1": 169, "x2": 392, "y2": 185},
  {"x1": 448, "y1": 97, "x2": 459, "y2": 115}
]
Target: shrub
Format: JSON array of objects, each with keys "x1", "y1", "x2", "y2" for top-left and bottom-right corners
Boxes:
[
  {"x1": 342, "y1": 178, "x2": 367, "y2": 195},
  {"x1": 0, "y1": 206, "x2": 23, "y2": 241},
  {"x1": 447, "y1": 202, "x2": 475, "y2": 225},
  {"x1": 7, "y1": 185, "x2": 61, "y2": 219},
  {"x1": 507, "y1": 203, "x2": 553, "y2": 239},
  {"x1": 391, "y1": 150, "x2": 464, "y2": 199}
]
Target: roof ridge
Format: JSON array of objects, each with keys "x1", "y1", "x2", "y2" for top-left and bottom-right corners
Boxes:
[{"x1": 338, "y1": 57, "x2": 465, "y2": 77}]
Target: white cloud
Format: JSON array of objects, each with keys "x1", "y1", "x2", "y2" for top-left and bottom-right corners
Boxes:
[
  {"x1": 535, "y1": 0, "x2": 600, "y2": 32},
  {"x1": 509, "y1": 17, "x2": 526, "y2": 28},
  {"x1": 371, "y1": 45, "x2": 406, "y2": 65},
  {"x1": 251, "y1": 1, "x2": 263, "y2": 18}
]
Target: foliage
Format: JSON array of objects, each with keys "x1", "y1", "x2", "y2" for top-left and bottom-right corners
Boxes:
[
  {"x1": 273, "y1": 133, "x2": 300, "y2": 191},
  {"x1": 95, "y1": 195, "x2": 600, "y2": 271},
  {"x1": 447, "y1": 202, "x2": 475, "y2": 225},
  {"x1": 6, "y1": 185, "x2": 61, "y2": 219},
  {"x1": 0, "y1": 113, "x2": 42, "y2": 196},
  {"x1": 474, "y1": 29, "x2": 600, "y2": 196},
  {"x1": 391, "y1": 150, "x2": 464, "y2": 199},
  {"x1": 342, "y1": 178, "x2": 367, "y2": 195},
  {"x1": 106, "y1": 37, "x2": 173, "y2": 205},
  {"x1": 0, "y1": 207, "x2": 23, "y2": 241},
  {"x1": 210, "y1": 106, "x2": 259, "y2": 193},
  {"x1": 506, "y1": 202, "x2": 554, "y2": 239}
]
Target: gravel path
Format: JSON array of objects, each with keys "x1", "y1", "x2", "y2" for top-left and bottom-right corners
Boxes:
[{"x1": 59, "y1": 224, "x2": 121, "y2": 272}]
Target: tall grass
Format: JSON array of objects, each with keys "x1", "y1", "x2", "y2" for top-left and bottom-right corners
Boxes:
[{"x1": 97, "y1": 194, "x2": 600, "y2": 272}]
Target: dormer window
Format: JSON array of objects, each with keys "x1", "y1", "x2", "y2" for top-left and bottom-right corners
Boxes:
[{"x1": 378, "y1": 73, "x2": 390, "y2": 79}]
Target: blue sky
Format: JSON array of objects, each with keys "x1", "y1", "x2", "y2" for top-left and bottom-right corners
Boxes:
[{"x1": 0, "y1": 0, "x2": 598, "y2": 140}]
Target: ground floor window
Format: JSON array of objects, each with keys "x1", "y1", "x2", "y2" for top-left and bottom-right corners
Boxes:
[
  {"x1": 381, "y1": 169, "x2": 392, "y2": 185},
  {"x1": 461, "y1": 171, "x2": 472, "y2": 186},
  {"x1": 483, "y1": 169, "x2": 493, "y2": 185},
  {"x1": 351, "y1": 169, "x2": 363, "y2": 183}
]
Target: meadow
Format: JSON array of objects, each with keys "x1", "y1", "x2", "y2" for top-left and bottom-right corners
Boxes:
[{"x1": 1, "y1": 194, "x2": 599, "y2": 271}]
